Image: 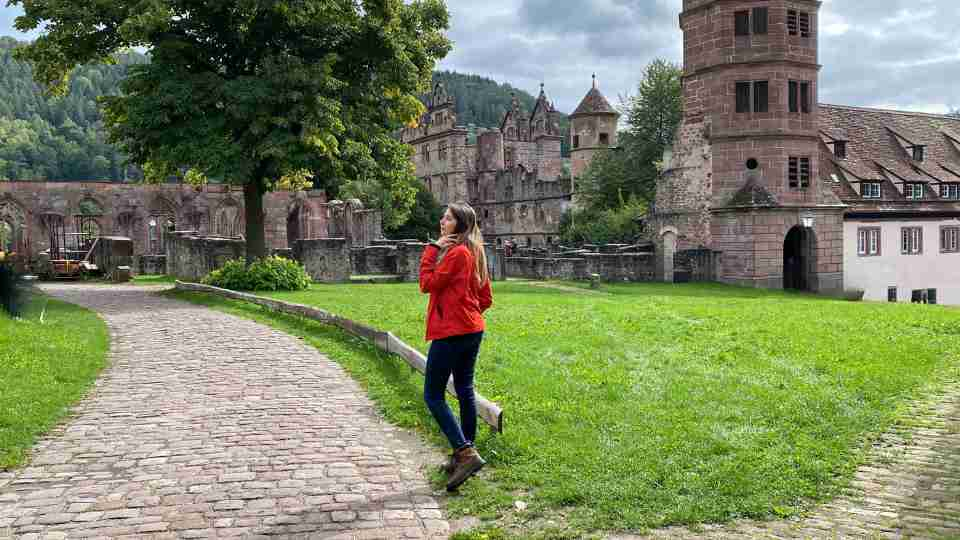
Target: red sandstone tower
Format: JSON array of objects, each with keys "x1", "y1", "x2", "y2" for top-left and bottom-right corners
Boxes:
[{"x1": 656, "y1": 0, "x2": 843, "y2": 291}]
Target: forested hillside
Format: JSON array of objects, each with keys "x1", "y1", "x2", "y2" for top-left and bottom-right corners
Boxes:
[
  {"x1": 432, "y1": 71, "x2": 571, "y2": 156},
  {"x1": 0, "y1": 37, "x2": 147, "y2": 182},
  {"x1": 0, "y1": 38, "x2": 570, "y2": 183}
]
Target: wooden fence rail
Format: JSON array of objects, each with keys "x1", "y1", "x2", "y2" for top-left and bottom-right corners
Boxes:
[{"x1": 174, "y1": 281, "x2": 504, "y2": 433}]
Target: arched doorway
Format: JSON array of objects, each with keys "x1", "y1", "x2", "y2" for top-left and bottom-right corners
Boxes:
[{"x1": 783, "y1": 225, "x2": 816, "y2": 291}]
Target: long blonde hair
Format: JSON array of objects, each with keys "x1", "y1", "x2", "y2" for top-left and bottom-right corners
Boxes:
[{"x1": 441, "y1": 202, "x2": 489, "y2": 284}]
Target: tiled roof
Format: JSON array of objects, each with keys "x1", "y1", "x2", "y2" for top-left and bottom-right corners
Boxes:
[
  {"x1": 571, "y1": 86, "x2": 617, "y2": 117},
  {"x1": 819, "y1": 104, "x2": 960, "y2": 186}
]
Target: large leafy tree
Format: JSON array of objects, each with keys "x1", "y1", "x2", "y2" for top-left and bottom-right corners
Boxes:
[{"x1": 11, "y1": 0, "x2": 451, "y2": 261}]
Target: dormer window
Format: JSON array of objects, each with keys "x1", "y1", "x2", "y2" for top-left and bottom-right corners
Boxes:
[
  {"x1": 941, "y1": 184, "x2": 960, "y2": 199},
  {"x1": 833, "y1": 141, "x2": 847, "y2": 159},
  {"x1": 912, "y1": 145, "x2": 925, "y2": 162},
  {"x1": 862, "y1": 182, "x2": 880, "y2": 198},
  {"x1": 905, "y1": 183, "x2": 924, "y2": 199}
]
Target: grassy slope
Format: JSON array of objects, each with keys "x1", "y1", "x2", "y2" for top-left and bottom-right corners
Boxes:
[
  {"x1": 170, "y1": 281, "x2": 960, "y2": 535},
  {"x1": 0, "y1": 294, "x2": 110, "y2": 469}
]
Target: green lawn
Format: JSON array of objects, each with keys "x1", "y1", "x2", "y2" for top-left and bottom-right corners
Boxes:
[
  {"x1": 169, "y1": 281, "x2": 960, "y2": 537},
  {"x1": 131, "y1": 274, "x2": 177, "y2": 285},
  {"x1": 0, "y1": 294, "x2": 110, "y2": 469}
]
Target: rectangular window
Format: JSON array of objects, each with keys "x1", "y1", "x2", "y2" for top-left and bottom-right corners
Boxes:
[
  {"x1": 736, "y1": 82, "x2": 751, "y2": 113},
  {"x1": 599, "y1": 133, "x2": 609, "y2": 146},
  {"x1": 858, "y1": 227, "x2": 881, "y2": 256},
  {"x1": 735, "y1": 11, "x2": 750, "y2": 36},
  {"x1": 799, "y1": 12, "x2": 811, "y2": 38},
  {"x1": 788, "y1": 157, "x2": 810, "y2": 189},
  {"x1": 941, "y1": 184, "x2": 960, "y2": 199},
  {"x1": 834, "y1": 141, "x2": 847, "y2": 159},
  {"x1": 888, "y1": 286, "x2": 897, "y2": 303},
  {"x1": 438, "y1": 141, "x2": 447, "y2": 161},
  {"x1": 573, "y1": 135, "x2": 580, "y2": 149},
  {"x1": 423, "y1": 144, "x2": 430, "y2": 162},
  {"x1": 788, "y1": 81, "x2": 811, "y2": 113},
  {"x1": 752, "y1": 7, "x2": 768, "y2": 35},
  {"x1": 942, "y1": 226, "x2": 960, "y2": 253},
  {"x1": 913, "y1": 146, "x2": 925, "y2": 161},
  {"x1": 862, "y1": 182, "x2": 881, "y2": 198},
  {"x1": 901, "y1": 227, "x2": 923, "y2": 254},
  {"x1": 927, "y1": 288, "x2": 938, "y2": 305},
  {"x1": 787, "y1": 10, "x2": 799, "y2": 35},
  {"x1": 754, "y1": 81, "x2": 769, "y2": 113},
  {"x1": 905, "y1": 183, "x2": 924, "y2": 199}
]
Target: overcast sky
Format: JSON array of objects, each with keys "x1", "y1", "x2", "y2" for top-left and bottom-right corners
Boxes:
[{"x1": 2, "y1": 0, "x2": 957, "y2": 115}]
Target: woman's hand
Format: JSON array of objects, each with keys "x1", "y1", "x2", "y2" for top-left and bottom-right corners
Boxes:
[{"x1": 436, "y1": 234, "x2": 460, "y2": 248}]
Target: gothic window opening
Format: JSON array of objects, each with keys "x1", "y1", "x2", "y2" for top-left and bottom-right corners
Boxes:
[
  {"x1": 75, "y1": 215, "x2": 101, "y2": 253},
  {"x1": 148, "y1": 214, "x2": 175, "y2": 255},
  {"x1": 0, "y1": 220, "x2": 15, "y2": 254},
  {"x1": 0, "y1": 201, "x2": 26, "y2": 256},
  {"x1": 42, "y1": 214, "x2": 66, "y2": 260},
  {"x1": 788, "y1": 157, "x2": 810, "y2": 189},
  {"x1": 215, "y1": 204, "x2": 242, "y2": 237}
]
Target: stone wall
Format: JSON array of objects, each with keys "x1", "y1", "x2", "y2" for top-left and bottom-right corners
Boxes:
[
  {"x1": 351, "y1": 245, "x2": 398, "y2": 276},
  {"x1": 294, "y1": 239, "x2": 351, "y2": 282},
  {"x1": 165, "y1": 232, "x2": 246, "y2": 282},
  {"x1": 505, "y1": 252, "x2": 655, "y2": 282},
  {"x1": 88, "y1": 236, "x2": 133, "y2": 277}
]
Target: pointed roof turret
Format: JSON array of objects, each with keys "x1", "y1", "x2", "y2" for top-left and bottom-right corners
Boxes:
[{"x1": 571, "y1": 75, "x2": 618, "y2": 118}]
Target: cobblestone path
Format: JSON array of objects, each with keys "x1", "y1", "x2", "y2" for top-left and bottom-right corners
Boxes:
[
  {"x1": 622, "y1": 378, "x2": 960, "y2": 539},
  {"x1": 0, "y1": 284, "x2": 449, "y2": 539}
]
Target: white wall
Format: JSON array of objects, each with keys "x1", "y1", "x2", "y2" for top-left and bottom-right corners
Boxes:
[{"x1": 844, "y1": 219, "x2": 960, "y2": 304}]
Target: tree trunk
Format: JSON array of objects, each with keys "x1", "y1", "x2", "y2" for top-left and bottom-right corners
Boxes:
[{"x1": 244, "y1": 180, "x2": 267, "y2": 264}]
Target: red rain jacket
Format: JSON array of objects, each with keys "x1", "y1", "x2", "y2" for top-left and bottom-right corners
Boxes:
[{"x1": 419, "y1": 243, "x2": 493, "y2": 341}]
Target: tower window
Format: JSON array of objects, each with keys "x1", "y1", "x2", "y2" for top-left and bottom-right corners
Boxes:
[
  {"x1": 788, "y1": 81, "x2": 812, "y2": 113},
  {"x1": 788, "y1": 10, "x2": 812, "y2": 37},
  {"x1": 735, "y1": 11, "x2": 750, "y2": 36},
  {"x1": 736, "y1": 81, "x2": 768, "y2": 113},
  {"x1": 788, "y1": 157, "x2": 810, "y2": 189},
  {"x1": 753, "y1": 81, "x2": 769, "y2": 113},
  {"x1": 752, "y1": 7, "x2": 768, "y2": 35},
  {"x1": 573, "y1": 135, "x2": 580, "y2": 149},
  {"x1": 599, "y1": 133, "x2": 610, "y2": 146}
]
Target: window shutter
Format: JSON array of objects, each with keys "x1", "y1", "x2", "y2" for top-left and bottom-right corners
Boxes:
[
  {"x1": 789, "y1": 81, "x2": 799, "y2": 113},
  {"x1": 736, "y1": 82, "x2": 751, "y2": 113},
  {"x1": 752, "y1": 7, "x2": 768, "y2": 35},
  {"x1": 754, "y1": 81, "x2": 769, "y2": 113},
  {"x1": 800, "y1": 82, "x2": 810, "y2": 113},
  {"x1": 735, "y1": 11, "x2": 750, "y2": 36}
]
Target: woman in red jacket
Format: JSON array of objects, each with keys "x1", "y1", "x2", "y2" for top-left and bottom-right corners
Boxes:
[{"x1": 420, "y1": 202, "x2": 493, "y2": 492}]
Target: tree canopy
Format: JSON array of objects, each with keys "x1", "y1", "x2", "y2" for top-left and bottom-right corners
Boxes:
[{"x1": 11, "y1": 0, "x2": 451, "y2": 260}]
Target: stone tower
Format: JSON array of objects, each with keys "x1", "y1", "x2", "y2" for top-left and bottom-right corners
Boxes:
[
  {"x1": 655, "y1": 0, "x2": 844, "y2": 291},
  {"x1": 570, "y1": 75, "x2": 620, "y2": 179}
]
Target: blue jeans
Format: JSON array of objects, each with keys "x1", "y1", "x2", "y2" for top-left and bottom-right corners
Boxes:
[{"x1": 424, "y1": 332, "x2": 484, "y2": 450}]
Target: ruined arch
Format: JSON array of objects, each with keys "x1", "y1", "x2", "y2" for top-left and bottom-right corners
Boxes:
[
  {"x1": 0, "y1": 198, "x2": 28, "y2": 255},
  {"x1": 146, "y1": 196, "x2": 178, "y2": 255},
  {"x1": 287, "y1": 199, "x2": 314, "y2": 246}
]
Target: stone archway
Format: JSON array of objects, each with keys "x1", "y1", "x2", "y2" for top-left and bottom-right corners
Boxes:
[
  {"x1": 659, "y1": 229, "x2": 678, "y2": 283},
  {"x1": 287, "y1": 201, "x2": 312, "y2": 247},
  {"x1": 783, "y1": 225, "x2": 817, "y2": 291}
]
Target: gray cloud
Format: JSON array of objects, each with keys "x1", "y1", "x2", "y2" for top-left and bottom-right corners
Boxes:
[{"x1": 2, "y1": 1, "x2": 957, "y2": 114}]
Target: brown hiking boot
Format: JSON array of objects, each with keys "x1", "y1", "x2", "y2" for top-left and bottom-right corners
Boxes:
[
  {"x1": 446, "y1": 446, "x2": 485, "y2": 492},
  {"x1": 440, "y1": 452, "x2": 456, "y2": 475}
]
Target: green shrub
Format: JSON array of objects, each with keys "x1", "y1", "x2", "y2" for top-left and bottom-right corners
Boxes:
[{"x1": 202, "y1": 256, "x2": 311, "y2": 291}]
